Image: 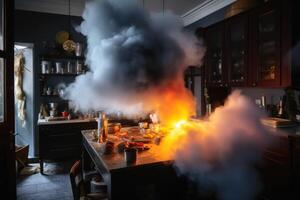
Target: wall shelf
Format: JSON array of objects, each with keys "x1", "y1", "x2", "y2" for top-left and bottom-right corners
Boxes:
[
  {"x1": 40, "y1": 54, "x2": 85, "y2": 60},
  {"x1": 40, "y1": 94, "x2": 60, "y2": 97},
  {"x1": 39, "y1": 73, "x2": 80, "y2": 77}
]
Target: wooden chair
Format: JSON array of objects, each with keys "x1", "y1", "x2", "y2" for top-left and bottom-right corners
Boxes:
[{"x1": 70, "y1": 160, "x2": 108, "y2": 200}]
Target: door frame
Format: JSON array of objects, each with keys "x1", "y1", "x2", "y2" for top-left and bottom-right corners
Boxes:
[{"x1": 0, "y1": 0, "x2": 15, "y2": 198}]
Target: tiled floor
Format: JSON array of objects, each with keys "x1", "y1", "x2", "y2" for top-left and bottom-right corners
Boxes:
[{"x1": 17, "y1": 161, "x2": 74, "y2": 200}]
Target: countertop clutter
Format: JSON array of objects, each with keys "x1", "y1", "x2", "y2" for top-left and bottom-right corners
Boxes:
[
  {"x1": 81, "y1": 127, "x2": 180, "y2": 200},
  {"x1": 81, "y1": 127, "x2": 165, "y2": 170}
]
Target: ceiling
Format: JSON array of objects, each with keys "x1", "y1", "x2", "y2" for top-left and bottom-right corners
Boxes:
[{"x1": 15, "y1": 0, "x2": 236, "y2": 26}]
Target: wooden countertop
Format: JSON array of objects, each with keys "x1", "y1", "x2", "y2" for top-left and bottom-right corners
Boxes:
[
  {"x1": 38, "y1": 118, "x2": 96, "y2": 125},
  {"x1": 265, "y1": 124, "x2": 300, "y2": 138},
  {"x1": 82, "y1": 127, "x2": 172, "y2": 172}
]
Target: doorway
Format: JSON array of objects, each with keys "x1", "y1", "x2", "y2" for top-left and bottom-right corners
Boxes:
[
  {"x1": 0, "y1": 0, "x2": 15, "y2": 198},
  {"x1": 14, "y1": 43, "x2": 35, "y2": 159}
]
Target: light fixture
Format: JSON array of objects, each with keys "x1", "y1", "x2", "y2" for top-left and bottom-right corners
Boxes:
[
  {"x1": 162, "y1": 0, "x2": 165, "y2": 15},
  {"x1": 63, "y1": 0, "x2": 76, "y2": 53}
]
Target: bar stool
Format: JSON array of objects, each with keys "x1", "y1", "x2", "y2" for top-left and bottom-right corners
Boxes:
[{"x1": 70, "y1": 160, "x2": 108, "y2": 200}]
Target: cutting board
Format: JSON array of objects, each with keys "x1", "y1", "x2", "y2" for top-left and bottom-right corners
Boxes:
[{"x1": 261, "y1": 117, "x2": 295, "y2": 128}]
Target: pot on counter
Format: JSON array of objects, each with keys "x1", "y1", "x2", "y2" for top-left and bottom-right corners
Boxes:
[{"x1": 62, "y1": 111, "x2": 69, "y2": 118}]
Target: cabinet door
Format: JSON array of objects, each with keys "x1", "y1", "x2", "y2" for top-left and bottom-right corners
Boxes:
[
  {"x1": 291, "y1": 137, "x2": 300, "y2": 198},
  {"x1": 258, "y1": 136, "x2": 292, "y2": 200},
  {"x1": 205, "y1": 23, "x2": 226, "y2": 86},
  {"x1": 251, "y1": 1, "x2": 281, "y2": 87},
  {"x1": 226, "y1": 14, "x2": 248, "y2": 86}
]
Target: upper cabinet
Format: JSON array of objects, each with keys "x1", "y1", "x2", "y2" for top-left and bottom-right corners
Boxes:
[
  {"x1": 226, "y1": 13, "x2": 249, "y2": 86},
  {"x1": 204, "y1": 23, "x2": 226, "y2": 87},
  {"x1": 201, "y1": 0, "x2": 296, "y2": 88},
  {"x1": 250, "y1": 0, "x2": 281, "y2": 87}
]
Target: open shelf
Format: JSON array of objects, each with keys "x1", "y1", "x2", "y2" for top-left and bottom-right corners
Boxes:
[
  {"x1": 39, "y1": 73, "x2": 80, "y2": 76},
  {"x1": 40, "y1": 94, "x2": 60, "y2": 97},
  {"x1": 40, "y1": 54, "x2": 85, "y2": 60}
]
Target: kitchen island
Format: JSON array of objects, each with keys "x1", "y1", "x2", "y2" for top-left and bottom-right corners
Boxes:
[{"x1": 81, "y1": 128, "x2": 185, "y2": 200}]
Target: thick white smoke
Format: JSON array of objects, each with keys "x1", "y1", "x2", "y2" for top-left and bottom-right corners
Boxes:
[
  {"x1": 162, "y1": 91, "x2": 269, "y2": 200},
  {"x1": 65, "y1": 1, "x2": 269, "y2": 199},
  {"x1": 64, "y1": 0, "x2": 202, "y2": 116}
]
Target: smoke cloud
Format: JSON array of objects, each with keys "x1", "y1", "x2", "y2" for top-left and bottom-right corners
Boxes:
[
  {"x1": 64, "y1": 0, "x2": 269, "y2": 199},
  {"x1": 160, "y1": 91, "x2": 269, "y2": 200},
  {"x1": 64, "y1": 0, "x2": 203, "y2": 117}
]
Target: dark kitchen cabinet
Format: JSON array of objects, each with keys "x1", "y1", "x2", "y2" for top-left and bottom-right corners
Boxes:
[
  {"x1": 201, "y1": 0, "x2": 296, "y2": 88},
  {"x1": 290, "y1": 137, "x2": 300, "y2": 198},
  {"x1": 257, "y1": 134, "x2": 300, "y2": 200},
  {"x1": 204, "y1": 23, "x2": 227, "y2": 87},
  {"x1": 38, "y1": 121, "x2": 97, "y2": 174},
  {"x1": 258, "y1": 136, "x2": 292, "y2": 200},
  {"x1": 226, "y1": 13, "x2": 249, "y2": 86},
  {"x1": 250, "y1": 0, "x2": 281, "y2": 87}
]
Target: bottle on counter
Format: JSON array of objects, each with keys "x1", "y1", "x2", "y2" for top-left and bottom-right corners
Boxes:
[
  {"x1": 97, "y1": 111, "x2": 108, "y2": 143},
  {"x1": 102, "y1": 118, "x2": 108, "y2": 142},
  {"x1": 67, "y1": 61, "x2": 74, "y2": 74},
  {"x1": 278, "y1": 98, "x2": 284, "y2": 117},
  {"x1": 261, "y1": 95, "x2": 266, "y2": 110}
]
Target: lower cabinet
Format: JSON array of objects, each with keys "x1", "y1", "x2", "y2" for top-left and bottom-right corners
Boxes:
[
  {"x1": 38, "y1": 122, "x2": 97, "y2": 174},
  {"x1": 257, "y1": 135, "x2": 300, "y2": 200},
  {"x1": 258, "y1": 136, "x2": 291, "y2": 200},
  {"x1": 291, "y1": 137, "x2": 300, "y2": 198}
]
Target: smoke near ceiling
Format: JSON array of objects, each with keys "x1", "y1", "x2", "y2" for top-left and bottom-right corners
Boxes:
[{"x1": 64, "y1": 0, "x2": 203, "y2": 116}]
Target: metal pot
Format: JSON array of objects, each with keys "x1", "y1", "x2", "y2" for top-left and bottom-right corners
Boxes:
[{"x1": 49, "y1": 102, "x2": 58, "y2": 110}]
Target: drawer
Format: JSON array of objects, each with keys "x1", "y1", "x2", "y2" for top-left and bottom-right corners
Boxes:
[
  {"x1": 48, "y1": 133, "x2": 81, "y2": 147},
  {"x1": 39, "y1": 122, "x2": 97, "y2": 160},
  {"x1": 44, "y1": 145, "x2": 82, "y2": 160},
  {"x1": 262, "y1": 149, "x2": 289, "y2": 166},
  {"x1": 39, "y1": 122, "x2": 97, "y2": 133}
]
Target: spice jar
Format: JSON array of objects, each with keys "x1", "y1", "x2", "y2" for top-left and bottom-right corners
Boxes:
[
  {"x1": 76, "y1": 60, "x2": 83, "y2": 74},
  {"x1": 75, "y1": 43, "x2": 82, "y2": 57},
  {"x1": 41, "y1": 61, "x2": 50, "y2": 74}
]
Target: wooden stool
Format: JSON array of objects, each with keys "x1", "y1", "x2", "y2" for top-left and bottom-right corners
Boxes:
[{"x1": 70, "y1": 160, "x2": 108, "y2": 200}]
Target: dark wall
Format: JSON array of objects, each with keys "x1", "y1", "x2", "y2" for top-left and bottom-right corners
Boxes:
[{"x1": 14, "y1": 10, "x2": 86, "y2": 157}]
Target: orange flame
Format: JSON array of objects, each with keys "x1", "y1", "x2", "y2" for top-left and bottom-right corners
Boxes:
[
  {"x1": 150, "y1": 89, "x2": 267, "y2": 164},
  {"x1": 145, "y1": 79, "x2": 196, "y2": 129}
]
